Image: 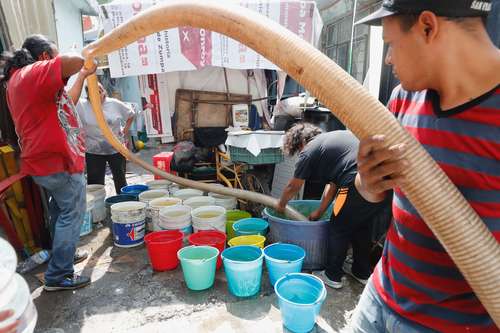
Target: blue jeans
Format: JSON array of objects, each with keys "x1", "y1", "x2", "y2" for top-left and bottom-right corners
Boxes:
[
  {"x1": 350, "y1": 278, "x2": 438, "y2": 333},
  {"x1": 32, "y1": 172, "x2": 86, "y2": 284}
]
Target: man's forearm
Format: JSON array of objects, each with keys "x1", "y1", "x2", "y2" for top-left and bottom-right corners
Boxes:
[
  {"x1": 68, "y1": 72, "x2": 86, "y2": 105},
  {"x1": 317, "y1": 183, "x2": 336, "y2": 215},
  {"x1": 355, "y1": 173, "x2": 387, "y2": 203}
]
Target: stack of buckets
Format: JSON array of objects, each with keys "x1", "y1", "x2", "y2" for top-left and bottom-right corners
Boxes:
[
  {"x1": 0, "y1": 238, "x2": 37, "y2": 333},
  {"x1": 87, "y1": 184, "x2": 107, "y2": 224},
  {"x1": 191, "y1": 206, "x2": 226, "y2": 233},
  {"x1": 138, "y1": 189, "x2": 169, "y2": 231},
  {"x1": 80, "y1": 194, "x2": 94, "y2": 237},
  {"x1": 208, "y1": 192, "x2": 237, "y2": 210},
  {"x1": 149, "y1": 197, "x2": 182, "y2": 231},
  {"x1": 158, "y1": 205, "x2": 193, "y2": 242}
]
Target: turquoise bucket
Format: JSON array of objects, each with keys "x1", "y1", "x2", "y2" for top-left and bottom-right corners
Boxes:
[
  {"x1": 221, "y1": 245, "x2": 263, "y2": 297},
  {"x1": 232, "y1": 218, "x2": 269, "y2": 236},
  {"x1": 263, "y1": 243, "x2": 306, "y2": 286},
  {"x1": 177, "y1": 246, "x2": 219, "y2": 291},
  {"x1": 275, "y1": 273, "x2": 327, "y2": 333}
]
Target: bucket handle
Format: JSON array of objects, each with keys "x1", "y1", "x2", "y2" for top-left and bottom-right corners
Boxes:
[{"x1": 177, "y1": 245, "x2": 219, "y2": 263}]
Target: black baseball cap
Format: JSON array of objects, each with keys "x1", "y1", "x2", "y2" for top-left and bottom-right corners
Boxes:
[{"x1": 356, "y1": 0, "x2": 492, "y2": 25}]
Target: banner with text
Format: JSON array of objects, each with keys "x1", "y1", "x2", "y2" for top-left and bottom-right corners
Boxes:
[{"x1": 102, "y1": 0, "x2": 323, "y2": 77}]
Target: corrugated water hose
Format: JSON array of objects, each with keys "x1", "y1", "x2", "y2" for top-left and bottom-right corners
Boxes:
[{"x1": 82, "y1": 1, "x2": 500, "y2": 325}]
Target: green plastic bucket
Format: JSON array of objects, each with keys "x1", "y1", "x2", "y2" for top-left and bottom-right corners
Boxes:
[
  {"x1": 226, "y1": 210, "x2": 252, "y2": 241},
  {"x1": 177, "y1": 246, "x2": 219, "y2": 291}
]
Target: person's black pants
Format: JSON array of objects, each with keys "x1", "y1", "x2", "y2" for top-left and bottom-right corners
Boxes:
[
  {"x1": 86, "y1": 152, "x2": 127, "y2": 194},
  {"x1": 325, "y1": 182, "x2": 386, "y2": 281}
]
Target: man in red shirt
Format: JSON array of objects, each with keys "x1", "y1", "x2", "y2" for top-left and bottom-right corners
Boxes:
[
  {"x1": 2, "y1": 35, "x2": 95, "y2": 291},
  {"x1": 351, "y1": 0, "x2": 499, "y2": 332}
]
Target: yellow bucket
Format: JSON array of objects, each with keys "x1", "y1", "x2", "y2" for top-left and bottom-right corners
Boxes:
[{"x1": 228, "y1": 235, "x2": 266, "y2": 248}]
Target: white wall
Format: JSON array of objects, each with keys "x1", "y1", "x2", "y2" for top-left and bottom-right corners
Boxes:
[{"x1": 53, "y1": 0, "x2": 84, "y2": 54}]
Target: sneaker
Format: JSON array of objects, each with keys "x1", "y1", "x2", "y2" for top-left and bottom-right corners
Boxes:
[
  {"x1": 74, "y1": 249, "x2": 89, "y2": 264},
  {"x1": 44, "y1": 274, "x2": 91, "y2": 291},
  {"x1": 313, "y1": 270, "x2": 343, "y2": 289},
  {"x1": 342, "y1": 261, "x2": 368, "y2": 286}
]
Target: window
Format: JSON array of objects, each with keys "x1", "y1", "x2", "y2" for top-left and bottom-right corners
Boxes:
[{"x1": 322, "y1": 1, "x2": 381, "y2": 83}]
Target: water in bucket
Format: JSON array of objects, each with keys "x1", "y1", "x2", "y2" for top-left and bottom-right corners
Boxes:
[
  {"x1": 264, "y1": 243, "x2": 306, "y2": 286},
  {"x1": 232, "y1": 218, "x2": 269, "y2": 236},
  {"x1": 177, "y1": 246, "x2": 219, "y2": 291},
  {"x1": 221, "y1": 246, "x2": 263, "y2": 297},
  {"x1": 275, "y1": 273, "x2": 327, "y2": 333}
]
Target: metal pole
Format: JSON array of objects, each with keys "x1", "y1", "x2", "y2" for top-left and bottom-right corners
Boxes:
[{"x1": 347, "y1": 0, "x2": 358, "y2": 75}]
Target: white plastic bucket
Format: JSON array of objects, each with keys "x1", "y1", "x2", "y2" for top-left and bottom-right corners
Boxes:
[
  {"x1": 0, "y1": 274, "x2": 37, "y2": 333},
  {"x1": 80, "y1": 194, "x2": 95, "y2": 237},
  {"x1": 172, "y1": 188, "x2": 204, "y2": 201},
  {"x1": 111, "y1": 201, "x2": 147, "y2": 248},
  {"x1": 208, "y1": 192, "x2": 238, "y2": 210},
  {"x1": 191, "y1": 206, "x2": 227, "y2": 233},
  {"x1": 159, "y1": 205, "x2": 192, "y2": 230},
  {"x1": 149, "y1": 197, "x2": 183, "y2": 231},
  {"x1": 0, "y1": 238, "x2": 17, "y2": 309},
  {"x1": 87, "y1": 184, "x2": 106, "y2": 222},
  {"x1": 183, "y1": 196, "x2": 216, "y2": 209},
  {"x1": 139, "y1": 189, "x2": 169, "y2": 231},
  {"x1": 146, "y1": 179, "x2": 171, "y2": 191}
]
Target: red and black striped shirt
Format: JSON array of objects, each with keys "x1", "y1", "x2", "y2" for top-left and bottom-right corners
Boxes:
[{"x1": 374, "y1": 85, "x2": 500, "y2": 332}]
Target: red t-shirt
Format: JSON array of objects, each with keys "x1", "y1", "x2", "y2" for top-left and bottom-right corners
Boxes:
[{"x1": 6, "y1": 56, "x2": 85, "y2": 176}]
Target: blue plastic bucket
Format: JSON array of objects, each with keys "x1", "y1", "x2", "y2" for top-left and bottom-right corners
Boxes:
[
  {"x1": 275, "y1": 273, "x2": 327, "y2": 333},
  {"x1": 120, "y1": 184, "x2": 149, "y2": 199},
  {"x1": 232, "y1": 218, "x2": 269, "y2": 236},
  {"x1": 221, "y1": 246, "x2": 263, "y2": 297},
  {"x1": 263, "y1": 243, "x2": 306, "y2": 286},
  {"x1": 177, "y1": 246, "x2": 219, "y2": 291},
  {"x1": 111, "y1": 201, "x2": 147, "y2": 248}
]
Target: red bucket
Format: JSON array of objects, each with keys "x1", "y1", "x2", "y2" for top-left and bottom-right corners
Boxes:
[
  {"x1": 145, "y1": 230, "x2": 183, "y2": 271},
  {"x1": 188, "y1": 230, "x2": 226, "y2": 270}
]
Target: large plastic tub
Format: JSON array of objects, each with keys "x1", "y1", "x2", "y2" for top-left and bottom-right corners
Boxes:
[{"x1": 262, "y1": 200, "x2": 331, "y2": 270}]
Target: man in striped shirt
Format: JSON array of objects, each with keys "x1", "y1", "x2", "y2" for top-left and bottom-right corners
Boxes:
[{"x1": 351, "y1": 0, "x2": 499, "y2": 332}]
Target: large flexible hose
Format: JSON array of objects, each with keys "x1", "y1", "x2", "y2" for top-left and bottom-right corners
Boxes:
[{"x1": 83, "y1": 1, "x2": 500, "y2": 324}]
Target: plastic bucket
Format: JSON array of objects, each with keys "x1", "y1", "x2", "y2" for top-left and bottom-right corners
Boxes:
[
  {"x1": 139, "y1": 189, "x2": 169, "y2": 231},
  {"x1": 144, "y1": 230, "x2": 183, "y2": 271},
  {"x1": 233, "y1": 218, "x2": 269, "y2": 236},
  {"x1": 191, "y1": 206, "x2": 226, "y2": 233},
  {"x1": 222, "y1": 246, "x2": 264, "y2": 297},
  {"x1": 264, "y1": 243, "x2": 306, "y2": 286},
  {"x1": 226, "y1": 210, "x2": 252, "y2": 241},
  {"x1": 184, "y1": 196, "x2": 216, "y2": 209},
  {"x1": 263, "y1": 200, "x2": 331, "y2": 270},
  {"x1": 80, "y1": 194, "x2": 94, "y2": 237},
  {"x1": 87, "y1": 184, "x2": 106, "y2": 223},
  {"x1": 105, "y1": 194, "x2": 137, "y2": 224},
  {"x1": 0, "y1": 238, "x2": 17, "y2": 308},
  {"x1": 275, "y1": 273, "x2": 327, "y2": 333},
  {"x1": 111, "y1": 201, "x2": 147, "y2": 248},
  {"x1": 188, "y1": 231, "x2": 226, "y2": 270},
  {"x1": 0, "y1": 274, "x2": 37, "y2": 333},
  {"x1": 159, "y1": 205, "x2": 192, "y2": 229},
  {"x1": 208, "y1": 192, "x2": 237, "y2": 210},
  {"x1": 177, "y1": 246, "x2": 219, "y2": 291},
  {"x1": 149, "y1": 197, "x2": 182, "y2": 231},
  {"x1": 146, "y1": 179, "x2": 171, "y2": 191},
  {"x1": 160, "y1": 225, "x2": 194, "y2": 245},
  {"x1": 120, "y1": 184, "x2": 149, "y2": 199},
  {"x1": 173, "y1": 188, "x2": 204, "y2": 201},
  {"x1": 228, "y1": 235, "x2": 266, "y2": 248}
]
